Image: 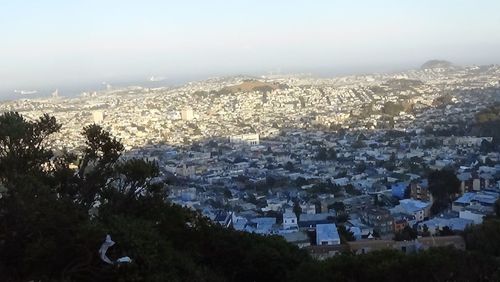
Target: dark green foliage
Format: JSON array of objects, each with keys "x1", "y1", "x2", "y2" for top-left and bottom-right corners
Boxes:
[
  {"x1": 328, "y1": 201, "x2": 346, "y2": 214},
  {"x1": 335, "y1": 213, "x2": 349, "y2": 224},
  {"x1": 337, "y1": 225, "x2": 355, "y2": 243},
  {"x1": 315, "y1": 147, "x2": 337, "y2": 161},
  {"x1": 291, "y1": 247, "x2": 498, "y2": 282},
  {"x1": 345, "y1": 184, "x2": 362, "y2": 196},
  {"x1": 464, "y1": 218, "x2": 500, "y2": 257},
  {"x1": 495, "y1": 199, "x2": 500, "y2": 217},
  {"x1": 284, "y1": 161, "x2": 295, "y2": 171},
  {"x1": 0, "y1": 112, "x2": 309, "y2": 281},
  {"x1": 382, "y1": 101, "x2": 405, "y2": 116},
  {"x1": 428, "y1": 169, "x2": 460, "y2": 215},
  {"x1": 438, "y1": 226, "x2": 455, "y2": 236},
  {"x1": 394, "y1": 226, "x2": 417, "y2": 241},
  {"x1": 294, "y1": 176, "x2": 308, "y2": 187},
  {"x1": 474, "y1": 103, "x2": 500, "y2": 147},
  {"x1": 293, "y1": 200, "x2": 302, "y2": 219}
]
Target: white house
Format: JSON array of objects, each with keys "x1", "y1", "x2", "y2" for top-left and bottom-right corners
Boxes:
[{"x1": 282, "y1": 211, "x2": 299, "y2": 231}]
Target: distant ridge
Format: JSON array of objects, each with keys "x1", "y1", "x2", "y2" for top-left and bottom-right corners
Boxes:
[
  {"x1": 220, "y1": 80, "x2": 284, "y2": 94},
  {"x1": 421, "y1": 60, "x2": 454, "y2": 70}
]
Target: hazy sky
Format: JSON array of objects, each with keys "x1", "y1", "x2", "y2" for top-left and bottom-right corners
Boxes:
[{"x1": 1, "y1": 0, "x2": 500, "y2": 92}]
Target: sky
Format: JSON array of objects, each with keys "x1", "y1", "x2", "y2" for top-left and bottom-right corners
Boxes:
[{"x1": 1, "y1": 0, "x2": 500, "y2": 94}]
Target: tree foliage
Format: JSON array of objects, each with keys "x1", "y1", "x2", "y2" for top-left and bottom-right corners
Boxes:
[{"x1": 428, "y1": 169, "x2": 460, "y2": 215}]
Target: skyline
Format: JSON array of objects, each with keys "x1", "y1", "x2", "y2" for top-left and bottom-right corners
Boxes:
[{"x1": 1, "y1": 0, "x2": 500, "y2": 95}]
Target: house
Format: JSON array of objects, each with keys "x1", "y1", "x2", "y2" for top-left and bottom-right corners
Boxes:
[
  {"x1": 452, "y1": 191, "x2": 500, "y2": 212},
  {"x1": 390, "y1": 199, "x2": 431, "y2": 222},
  {"x1": 233, "y1": 216, "x2": 277, "y2": 235},
  {"x1": 300, "y1": 202, "x2": 317, "y2": 214},
  {"x1": 417, "y1": 217, "x2": 474, "y2": 235},
  {"x1": 282, "y1": 211, "x2": 299, "y2": 232},
  {"x1": 346, "y1": 219, "x2": 374, "y2": 238},
  {"x1": 409, "y1": 179, "x2": 432, "y2": 202},
  {"x1": 298, "y1": 213, "x2": 333, "y2": 229},
  {"x1": 361, "y1": 206, "x2": 394, "y2": 235},
  {"x1": 316, "y1": 223, "x2": 341, "y2": 245},
  {"x1": 392, "y1": 213, "x2": 417, "y2": 230},
  {"x1": 332, "y1": 177, "x2": 349, "y2": 186},
  {"x1": 214, "y1": 211, "x2": 233, "y2": 228},
  {"x1": 458, "y1": 172, "x2": 473, "y2": 193},
  {"x1": 393, "y1": 218, "x2": 408, "y2": 233}
]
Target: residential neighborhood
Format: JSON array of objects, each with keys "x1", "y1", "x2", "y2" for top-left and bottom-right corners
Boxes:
[{"x1": 1, "y1": 63, "x2": 500, "y2": 255}]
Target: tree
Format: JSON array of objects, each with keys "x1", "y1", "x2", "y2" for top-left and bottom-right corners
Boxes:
[
  {"x1": 293, "y1": 201, "x2": 302, "y2": 219},
  {"x1": 480, "y1": 139, "x2": 493, "y2": 153},
  {"x1": 284, "y1": 161, "x2": 295, "y2": 171},
  {"x1": 495, "y1": 199, "x2": 500, "y2": 217},
  {"x1": 394, "y1": 226, "x2": 417, "y2": 241},
  {"x1": 335, "y1": 214, "x2": 349, "y2": 224},
  {"x1": 421, "y1": 224, "x2": 431, "y2": 237},
  {"x1": 428, "y1": 169, "x2": 460, "y2": 215},
  {"x1": 464, "y1": 218, "x2": 500, "y2": 257},
  {"x1": 0, "y1": 112, "x2": 60, "y2": 185},
  {"x1": 77, "y1": 124, "x2": 125, "y2": 210},
  {"x1": 265, "y1": 175, "x2": 276, "y2": 188},
  {"x1": 438, "y1": 226, "x2": 454, "y2": 236},
  {"x1": 352, "y1": 139, "x2": 365, "y2": 149},
  {"x1": 224, "y1": 188, "x2": 232, "y2": 199},
  {"x1": 328, "y1": 202, "x2": 346, "y2": 214},
  {"x1": 345, "y1": 184, "x2": 362, "y2": 196},
  {"x1": 337, "y1": 225, "x2": 355, "y2": 243},
  {"x1": 382, "y1": 101, "x2": 404, "y2": 116},
  {"x1": 295, "y1": 177, "x2": 308, "y2": 187},
  {"x1": 355, "y1": 161, "x2": 367, "y2": 173}
]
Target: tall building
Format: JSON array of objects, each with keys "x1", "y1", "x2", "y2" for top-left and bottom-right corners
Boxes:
[
  {"x1": 181, "y1": 107, "x2": 194, "y2": 121},
  {"x1": 92, "y1": 111, "x2": 104, "y2": 124}
]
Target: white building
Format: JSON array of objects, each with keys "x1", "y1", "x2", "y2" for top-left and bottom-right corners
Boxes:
[
  {"x1": 282, "y1": 211, "x2": 298, "y2": 231},
  {"x1": 229, "y1": 133, "x2": 260, "y2": 145},
  {"x1": 92, "y1": 111, "x2": 104, "y2": 123},
  {"x1": 181, "y1": 107, "x2": 194, "y2": 121}
]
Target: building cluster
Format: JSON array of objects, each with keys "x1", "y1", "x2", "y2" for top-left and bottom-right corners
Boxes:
[{"x1": 1, "y1": 64, "x2": 500, "y2": 255}]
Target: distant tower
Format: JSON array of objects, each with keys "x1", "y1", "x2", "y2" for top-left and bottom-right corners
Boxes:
[
  {"x1": 92, "y1": 111, "x2": 104, "y2": 124},
  {"x1": 181, "y1": 107, "x2": 194, "y2": 121},
  {"x1": 51, "y1": 89, "x2": 59, "y2": 98}
]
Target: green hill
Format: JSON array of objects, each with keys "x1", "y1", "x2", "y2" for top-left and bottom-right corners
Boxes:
[{"x1": 421, "y1": 60, "x2": 454, "y2": 70}]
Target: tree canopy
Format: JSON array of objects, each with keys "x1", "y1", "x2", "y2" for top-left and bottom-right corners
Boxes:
[{"x1": 428, "y1": 169, "x2": 460, "y2": 215}]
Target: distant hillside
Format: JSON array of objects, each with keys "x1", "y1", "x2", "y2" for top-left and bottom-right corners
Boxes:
[
  {"x1": 472, "y1": 103, "x2": 500, "y2": 146},
  {"x1": 421, "y1": 60, "x2": 454, "y2": 70},
  {"x1": 383, "y1": 78, "x2": 424, "y2": 89},
  {"x1": 221, "y1": 80, "x2": 284, "y2": 94}
]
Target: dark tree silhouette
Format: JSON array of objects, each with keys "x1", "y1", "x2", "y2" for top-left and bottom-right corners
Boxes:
[{"x1": 428, "y1": 169, "x2": 460, "y2": 214}]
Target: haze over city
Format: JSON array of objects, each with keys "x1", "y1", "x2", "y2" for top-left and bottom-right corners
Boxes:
[{"x1": 1, "y1": 0, "x2": 500, "y2": 97}]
